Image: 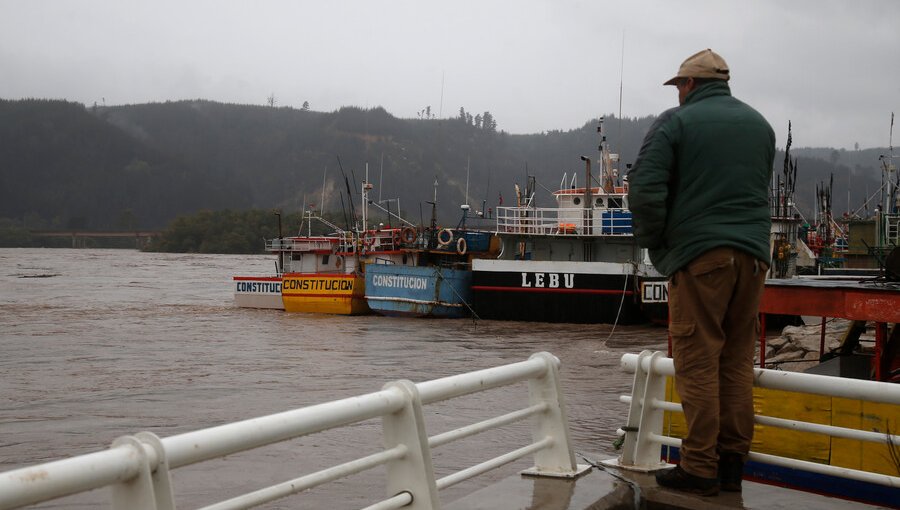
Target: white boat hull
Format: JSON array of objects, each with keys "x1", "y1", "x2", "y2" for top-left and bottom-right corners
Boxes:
[{"x1": 233, "y1": 276, "x2": 283, "y2": 309}]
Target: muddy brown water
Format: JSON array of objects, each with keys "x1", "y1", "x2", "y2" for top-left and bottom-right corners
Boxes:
[{"x1": 0, "y1": 248, "x2": 667, "y2": 509}]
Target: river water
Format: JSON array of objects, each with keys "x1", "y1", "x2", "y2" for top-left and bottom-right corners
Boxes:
[{"x1": 0, "y1": 248, "x2": 667, "y2": 509}]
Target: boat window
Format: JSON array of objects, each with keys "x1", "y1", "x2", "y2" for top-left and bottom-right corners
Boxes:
[
  {"x1": 608, "y1": 197, "x2": 623, "y2": 208},
  {"x1": 402, "y1": 254, "x2": 408, "y2": 265},
  {"x1": 322, "y1": 254, "x2": 330, "y2": 265},
  {"x1": 595, "y1": 197, "x2": 605, "y2": 207},
  {"x1": 573, "y1": 197, "x2": 581, "y2": 205}
]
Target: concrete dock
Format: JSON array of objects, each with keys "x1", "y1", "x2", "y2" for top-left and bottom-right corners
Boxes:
[{"x1": 445, "y1": 458, "x2": 893, "y2": 510}]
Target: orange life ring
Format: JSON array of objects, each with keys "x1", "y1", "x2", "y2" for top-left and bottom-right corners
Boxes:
[
  {"x1": 400, "y1": 226, "x2": 417, "y2": 245},
  {"x1": 437, "y1": 228, "x2": 454, "y2": 246}
]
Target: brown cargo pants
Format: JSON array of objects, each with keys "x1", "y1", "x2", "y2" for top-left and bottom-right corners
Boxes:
[{"x1": 668, "y1": 246, "x2": 767, "y2": 479}]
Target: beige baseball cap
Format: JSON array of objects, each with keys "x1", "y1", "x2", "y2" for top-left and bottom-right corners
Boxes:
[{"x1": 663, "y1": 49, "x2": 730, "y2": 85}]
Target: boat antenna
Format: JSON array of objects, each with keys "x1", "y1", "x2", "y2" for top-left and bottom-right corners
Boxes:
[
  {"x1": 274, "y1": 209, "x2": 283, "y2": 274},
  {"x1": 362, "y1": 162, "x2": 370, "y2": 231},
  {"x1": 482, "y1": 164, "x2": 492, "y2": 218},
  {"x1": 339, "y1": 193, "x2": 350, "y2": 231},
  {"x1": 419, "y1": 202, "x2": 424, "y2": 232},
  {"x1": 618, "y1": 30, "x2": 625, "y2": 136},
  {"x1": 430, "y1": 176, "x2": 438, "y2": 249},
  {"x1": 465, "y1": 156, "x2": 471, "y2": 207},
  {"x1": 378, "y1": 152, "x2": 384, "y2": 203},
  {"x1": 336, "y1": 155, "x2": 356, "y2": 225}
]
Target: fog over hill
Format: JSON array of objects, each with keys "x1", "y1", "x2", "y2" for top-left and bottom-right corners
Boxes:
[{"x1": 0, "y1": 99, "x2": 890, "y2": 235}]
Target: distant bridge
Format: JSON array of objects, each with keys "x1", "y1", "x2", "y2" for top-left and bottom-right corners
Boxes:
[{"x1": 28, "y1": 230, "x2": 163, "y2": 249}]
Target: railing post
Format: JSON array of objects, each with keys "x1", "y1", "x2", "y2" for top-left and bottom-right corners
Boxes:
[
  {"x1": 381, "y1": 380, "x2": 441, "y2": 510},
  {"x1": 522, "y1": 352, "x2": 591, "y2": 478},
  {"x1": 109, "y1": 436, "x2": 159, "y2": 510},
  {"x1": 135, "y1": 432, "x2": 175, "y2": 510},
  {"x1": 608, "y1": 350, "x2": 668, "y2": 471}
]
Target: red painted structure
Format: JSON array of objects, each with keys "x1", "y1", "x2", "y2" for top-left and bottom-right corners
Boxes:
[{"x1": 758, "y1": 278, "x2": 900, "y2": 381}]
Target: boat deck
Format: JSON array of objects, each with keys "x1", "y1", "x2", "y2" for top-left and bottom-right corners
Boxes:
[
  {"x1": 762, "y1": 277, "x2": 900, "y2": 323},
  {"x1": 759, "y1": 277, "x2": 900, "y2": 380}
]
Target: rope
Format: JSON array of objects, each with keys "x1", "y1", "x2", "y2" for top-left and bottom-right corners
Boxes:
[
  {"x1": 576, "y1": 452, "x2": 644, "y2": 509},
  {"x1": 605, "y1": 271, "x2": 630, "y2": 343},
  {"x1": 433, "y1": 267, "x2": 481, "y2": 325}
]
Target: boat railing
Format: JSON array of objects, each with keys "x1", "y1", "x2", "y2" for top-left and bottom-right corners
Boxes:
[
  {"x1": 607, "y1": 351, "x2": 900, "y2": 491},
  {"x1": 268, "y1": 233, "x2": 360, "y2": 254},
  {"x1": 267, "y1": 237, "x2": 338, "y2": 252},
  {"x1": 884, "y1": 212, "x2": 900, "y2": 246},
  {"x1": 0, "y1": 352, "x2": 588, "y2": 510},
  {"x1": 362, "y1": 228, "x2": 404, "y2": 252},
  {"x1": 495, "y1": 206, "x2": 633, "y2": 237}
]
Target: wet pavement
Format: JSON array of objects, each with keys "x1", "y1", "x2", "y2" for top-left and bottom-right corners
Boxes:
[{"x1": 445, "y1": 457, "x2": 893, "y2": 510}]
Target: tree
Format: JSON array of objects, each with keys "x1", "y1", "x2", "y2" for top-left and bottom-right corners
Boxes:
[
  {"x1": 302, "y1": 101, "x2": 310, "y2": 111},
  {"x1": 474, "y1": 114, "x2": 482, "y2": 129},
  {"x1": 482, "y1": 111, "x2": 496, "y2": 132},
  {"x1": 267, "y1": 93, "x2": 276, "y2": 108}
]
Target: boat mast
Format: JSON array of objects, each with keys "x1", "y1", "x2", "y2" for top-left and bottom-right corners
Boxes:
[
  {"x1": 597, "y1": 117, "x2": 615, "y2": 193},
  {"x1": 362, "y1": 163, "x2": 372, "y2": 231}
]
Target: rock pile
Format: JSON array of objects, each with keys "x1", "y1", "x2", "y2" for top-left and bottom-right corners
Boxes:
[{"x1": 757, "y1": 318, "x2": 874, "y2": 372}]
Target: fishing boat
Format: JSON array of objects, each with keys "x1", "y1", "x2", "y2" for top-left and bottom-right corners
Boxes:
[
  {"x1": 231, "y1": 212, "x2": 364, "y2": 313},
  {"x1": 364, "y1": 222, "x2": 495, "y2": 318},
  {"x1": 277, "y1": 229, "x2": 367, "y2": 315},
  {"x1": 233, "y1": 275, "x2": 284, "y2": 309},
  {"x1": 834, "y1": 117, "x2": 899, "y2": 276},
  {"x1": 233, "y1": 170, "x2": 412, "y2": 314},
  {"x1": 233, "y1": 209, "x2": 289, "y2": 310},
  {"x1": 281, "y1": 174, "x2": 417, "y2": 315},
  {"x1": 471, "y1": 118, "x2": 666, "y2": 324}
]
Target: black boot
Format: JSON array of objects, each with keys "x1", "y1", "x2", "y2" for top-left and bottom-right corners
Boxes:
[
  {"x1": 718, "y1": 452, "x2": 745, "y2": 492},
  {"x1": 655, "y1": 465, "x2": 719, "y2": 496}
]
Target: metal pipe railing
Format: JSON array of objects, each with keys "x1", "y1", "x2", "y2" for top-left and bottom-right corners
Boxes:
[
  {"x1": 619, "y1": 352, "x2": 900, "y2": 404},
  {"x1": 610, "y1": 350, "x2": 900, "y2": 491},
  {"x1": 494, "y1": 206, "x2": 633, "y2": 237},
  {"x1": 0, "y1": 352, "x2": 587, "y2": 510}
]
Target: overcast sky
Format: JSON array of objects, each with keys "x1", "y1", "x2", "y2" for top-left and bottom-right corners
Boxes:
[{"x1": 2, "y1": 0, "x2": 898, "y2": 150}]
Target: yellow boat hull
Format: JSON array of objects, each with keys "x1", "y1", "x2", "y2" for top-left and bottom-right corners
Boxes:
[
  {"x1": 662, "y1": 377, "x2": 900, "y2": 476},
  {"x1": 281, "y1": 273, "x2": 370, "y2": 315}
]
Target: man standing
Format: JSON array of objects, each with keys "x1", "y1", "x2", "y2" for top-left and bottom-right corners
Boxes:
[{"x1": 627, "y1": 49, "x2": 775, "y2": 495}]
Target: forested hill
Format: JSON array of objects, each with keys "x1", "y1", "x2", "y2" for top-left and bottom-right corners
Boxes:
[{"x1": 0, "y1": 98, "x2": 890, "y2": 233}]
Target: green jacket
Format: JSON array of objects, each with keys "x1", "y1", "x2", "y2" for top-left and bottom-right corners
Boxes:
[{"x1": 627, "y1": 81, "x2": 775, "y2": 276}]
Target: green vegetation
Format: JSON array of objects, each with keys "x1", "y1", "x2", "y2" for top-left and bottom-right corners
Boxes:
[
  {"x1": 0, "y1": 98, "x2": 889, "y2": 252},
  {"x1": 146, "y1": 210, "x2": 284, "y2": 253},
  {"x1": 0, "y1": 218, "x2": 32, "y2": 247},
  {"x1": 144, "y1": 209, "x2": 348, "y2": 254}
]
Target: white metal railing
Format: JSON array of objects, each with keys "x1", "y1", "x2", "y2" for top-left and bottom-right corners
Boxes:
[
  {"x1": 495, "y1": 206, "x2": 633, "y2": 237},
  {"x1": 0, "y1": 352, "x2": 588, "y2": 510},
  {"x1": 886, "y1": 213, "x2": 900, "y2": 245},
  {"x1": 266, "y1": 237, "x2": 346, "y2": 252},
  {"x1": 605, "y1": 350, "x2": 900, "y2": 490}
]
